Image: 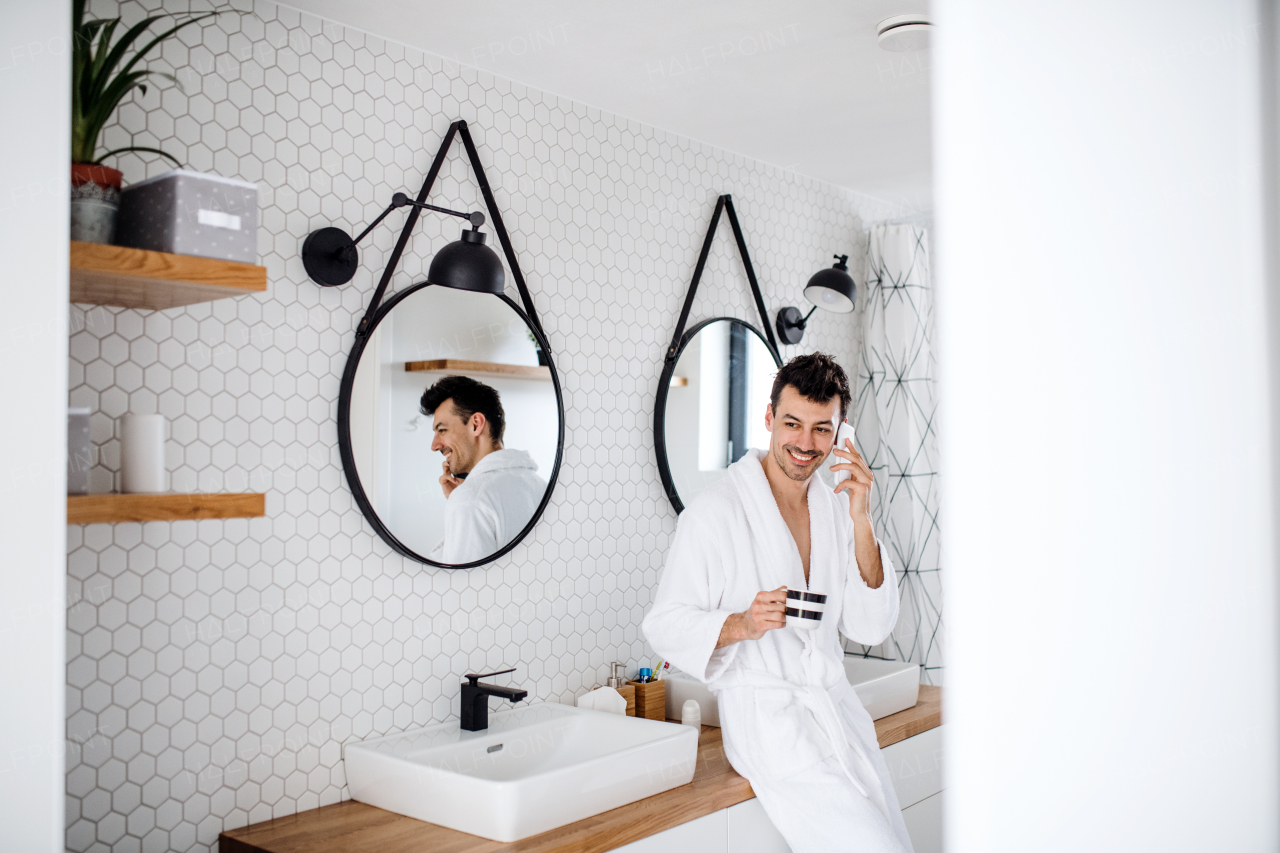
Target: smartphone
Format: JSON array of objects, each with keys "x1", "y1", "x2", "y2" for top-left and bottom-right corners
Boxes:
[{"x1": 826, "y1": 422, "x2": 858, "y2": 485}]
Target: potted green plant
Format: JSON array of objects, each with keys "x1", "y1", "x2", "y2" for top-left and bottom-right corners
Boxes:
[{"x1": 71, "y1": 0, "x2": 220, "y2": 243}]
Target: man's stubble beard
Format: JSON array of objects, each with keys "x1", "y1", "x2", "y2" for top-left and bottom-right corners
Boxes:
[
  {"x1": 770, "y1": 441, "x2": 826, "y2": 482},
  {"x1": 448, "y1": 443, "x2": 477, "y2": 476}
]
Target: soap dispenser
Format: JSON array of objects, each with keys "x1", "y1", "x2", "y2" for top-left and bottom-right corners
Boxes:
[{"x1": 607, "y1": 662, "x2": 636, "y2": 716}]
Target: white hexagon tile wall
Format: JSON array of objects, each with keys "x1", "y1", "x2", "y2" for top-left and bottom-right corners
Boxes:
[{"x1": 66, "y1": 2, "x2": 909, "y2": 851}]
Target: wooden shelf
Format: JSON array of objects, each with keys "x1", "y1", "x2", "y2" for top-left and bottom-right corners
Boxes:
[
  {"x1": 67, "y1": 493, "x2": 265, "y2": 524},
  {"x1": 404, "y1": 358, "x2": 551, "y2": 379},
  {"x1": 70, "y1": 240, "x2": 267, "y2": 309},
  {"x1": 670, "y1": 376, "x2": 689, "y2": 387}
]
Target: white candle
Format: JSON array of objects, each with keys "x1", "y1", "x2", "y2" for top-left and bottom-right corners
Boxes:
[{"x1": 121, "y1": 414, "x2": 166, "y2": 493}]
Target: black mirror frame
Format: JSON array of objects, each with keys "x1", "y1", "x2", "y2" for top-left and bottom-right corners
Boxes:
[
  {"x1": 315, "y1": 119, "x2": 561, "y2": 568},
  {"x1": 655, "y1": 194, "x2": 783, "y2": 514},
  {"x1": 337, "y1": 281, "x2": 566, "y2": 569},
  {"x1": 654, "y1": 316, "x2": 781, "y2": 514}
]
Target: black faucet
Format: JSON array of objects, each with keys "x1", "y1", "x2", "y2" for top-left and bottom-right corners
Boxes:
[{"x1": 460, "y1": 668, "x2": 529, "y2": 731}]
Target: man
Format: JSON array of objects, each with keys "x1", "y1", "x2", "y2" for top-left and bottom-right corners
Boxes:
[
  {"x1": 643, "y1": 352, "x2": 912, "y2": 853},
  {"x1": 420, "y1": 375, "x2": 547, "y2": 564}
]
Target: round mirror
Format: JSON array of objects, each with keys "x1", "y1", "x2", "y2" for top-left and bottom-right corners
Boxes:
[
  {"x1": 338, "y1": 283, "x2": 564, "y2": 567},
  {"x1": 655, "y1": 318, "x2": 782, "y2": 512}
]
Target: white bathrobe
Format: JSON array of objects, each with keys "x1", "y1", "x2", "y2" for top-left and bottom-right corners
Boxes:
[
  {"x1": 430, "y1": 448, "x2": 547, "y2": 564},
  {"x1": 643, "y1": 449, "x2": 913, "y2": 853}
]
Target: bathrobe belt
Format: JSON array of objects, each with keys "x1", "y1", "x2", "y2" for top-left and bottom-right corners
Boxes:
[{"x1": 717, "y1": 668, "x2": 884, "y2": 802}]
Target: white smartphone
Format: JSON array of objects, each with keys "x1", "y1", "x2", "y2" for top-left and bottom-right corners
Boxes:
[{"x1": 826, "y1": 421, "x2": 858, "y2": 485}]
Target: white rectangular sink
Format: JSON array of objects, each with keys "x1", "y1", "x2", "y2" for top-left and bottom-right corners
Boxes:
[
  {"x1": 842, "y1": 657, "x2": 921, "y2": 720},
  {"x1": 343, "y1": 702, "x2": 699, "y2": 842},
  {"x1": 665, "y1": 657, "x2": 921, "y2": 725}
]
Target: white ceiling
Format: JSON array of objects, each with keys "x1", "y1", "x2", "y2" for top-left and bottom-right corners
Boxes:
[{"x1": 280, "y1": 1, "x2": 933, "y2": 210}]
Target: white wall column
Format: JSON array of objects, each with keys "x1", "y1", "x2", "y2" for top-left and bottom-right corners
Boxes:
[
  {"x1": 935, "y1": 1, "x2": 1279, "y2": 850},
  {"x1": 0, "y1": 3, "x2": 70, "y2": 851}
]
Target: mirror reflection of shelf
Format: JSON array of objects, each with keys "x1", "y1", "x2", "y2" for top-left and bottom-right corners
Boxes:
[
  {"x1": 403, "y1": 359, "x2": 551, "y2": 380},
  {"x1": 670, "y1": 377, "x2": 689, "y2": 387}
]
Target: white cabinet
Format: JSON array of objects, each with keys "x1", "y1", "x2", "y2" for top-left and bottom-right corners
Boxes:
[
  {"x1": 882, "y1": 724, "x2": 945, "y2": 808},
  {"x1": 901, "y1": 790, "x2": 945, "y2": 853},
  {"x1": 885, "y1": 723, "x2": 945, "y2": 851},
  {"x1": 615, "y1": 726, "x2": 944, "y2": 853},
  {"x1": 612, "y1": 808, "x2": 725, "y2": 853},
  {"x1": 726, "y1": 798, "x2": 791, "y2": 853}
]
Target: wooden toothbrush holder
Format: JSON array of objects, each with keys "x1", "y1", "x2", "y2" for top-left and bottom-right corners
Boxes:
[{"x1": 627, "y1": 680, "x2": 666, "y2": 721}]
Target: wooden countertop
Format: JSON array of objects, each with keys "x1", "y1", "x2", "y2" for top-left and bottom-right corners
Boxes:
[
  {"x1": 874, "y1": 683, "x2": 942, "y2": 749},
  {"x1": 220, "y1": 685, "x2": 941, "y2": 853}
]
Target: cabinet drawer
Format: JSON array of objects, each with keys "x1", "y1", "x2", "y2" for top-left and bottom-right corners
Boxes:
[
  {"x1": 881, "y1": 724, "x2": 945, "y2": 808},
  {"x1": 901, "y1": 790, "x2": 945, "y2": 853}
]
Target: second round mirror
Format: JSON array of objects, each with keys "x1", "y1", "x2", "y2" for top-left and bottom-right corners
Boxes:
[{"x1": 655, "y1": 317, "x2": 781, "y2": 512}]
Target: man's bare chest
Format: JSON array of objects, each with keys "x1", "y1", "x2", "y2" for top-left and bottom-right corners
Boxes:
[{"x1": 777, "y1": 505, "x2": 812, "y2": 583}]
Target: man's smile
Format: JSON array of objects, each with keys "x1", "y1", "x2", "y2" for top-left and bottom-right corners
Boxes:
[{"x1": 786, "y1": 447, "x2": 821, "y2": 465}]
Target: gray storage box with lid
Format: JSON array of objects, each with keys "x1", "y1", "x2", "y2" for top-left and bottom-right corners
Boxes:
[{"x1": 115, "y1": 169, "x2": 258, "y2": 263}]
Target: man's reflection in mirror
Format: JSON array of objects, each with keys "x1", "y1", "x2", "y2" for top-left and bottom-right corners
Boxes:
[{"x1": 420, "y1": 375, "x2": 548, "y2": 563}]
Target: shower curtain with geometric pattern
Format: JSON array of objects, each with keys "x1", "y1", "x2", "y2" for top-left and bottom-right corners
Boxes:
[{"x1": 848, "y1": 224, "x2": 943, "y2": 685}]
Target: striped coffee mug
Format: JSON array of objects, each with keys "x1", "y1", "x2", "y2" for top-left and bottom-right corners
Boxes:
[{"x1": 785, "y1": 589, "x2": 827, "y2": 630}]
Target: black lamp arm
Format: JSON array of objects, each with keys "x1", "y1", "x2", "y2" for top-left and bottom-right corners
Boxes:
[
  {"x1": 391, "y1": 192, "x2": 486, "y2": 229},
  {"x1": 345, "y1": 195, "x2": 486, "y2": 259},
  {"x1": 798, "y1": 304, "x2": 818, "y2": 327},
  {"x1": 344, "y1": 200, "x2": 401, "y2": 254}
]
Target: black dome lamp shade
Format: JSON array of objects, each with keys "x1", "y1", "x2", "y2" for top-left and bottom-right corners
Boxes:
[
  {"x1": 428, "y1": 227, "x2": 505, "y2": 294},
  {"x1": 776, "y1": 254, "x2": 857, "y2": 345},
  {"x1": 301, "y1": 191, "x2": 501, "y2": 292},
  {"x1": 803, "y1": 254, "x2": 857, "y2": 313}
]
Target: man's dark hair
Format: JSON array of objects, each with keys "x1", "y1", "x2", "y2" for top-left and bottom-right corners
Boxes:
[
  {"x1": 420, "y1": 375, "x2": 505, "y2": 443},
  {"x1": 769, "y1": 352, "x2": 851, "y2": 423}
]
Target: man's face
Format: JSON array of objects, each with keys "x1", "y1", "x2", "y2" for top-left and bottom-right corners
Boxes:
[
  {"x1": 765, "y1": 385, "x2": 841, "y2": 482},
  {"x1": 430, "y1": 401, "x2": 483, "y2": 474}
]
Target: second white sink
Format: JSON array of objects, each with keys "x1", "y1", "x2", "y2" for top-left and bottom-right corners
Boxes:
[
  {"x1": 664, "y1": 657, "x2": 921, "y2": 725},
  {"x1": 841, "y1": 656, "x2": 921, "y2": 719},
  {"x1": 344, "y1": 702, "x2": 698, "y2": 842}
]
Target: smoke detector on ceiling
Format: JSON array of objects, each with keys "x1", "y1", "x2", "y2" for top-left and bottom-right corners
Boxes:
[{"x1": 877, "y1": 14, "x2": 932, "y2": 52}]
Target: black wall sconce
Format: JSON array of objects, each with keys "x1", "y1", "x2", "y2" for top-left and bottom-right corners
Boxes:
[
  {"x1": 302, "y1": 193, "x2": 503, "y2": 294},
  {"x1": 775, "y1": 254, "x2": 857, "y2": 344}
]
